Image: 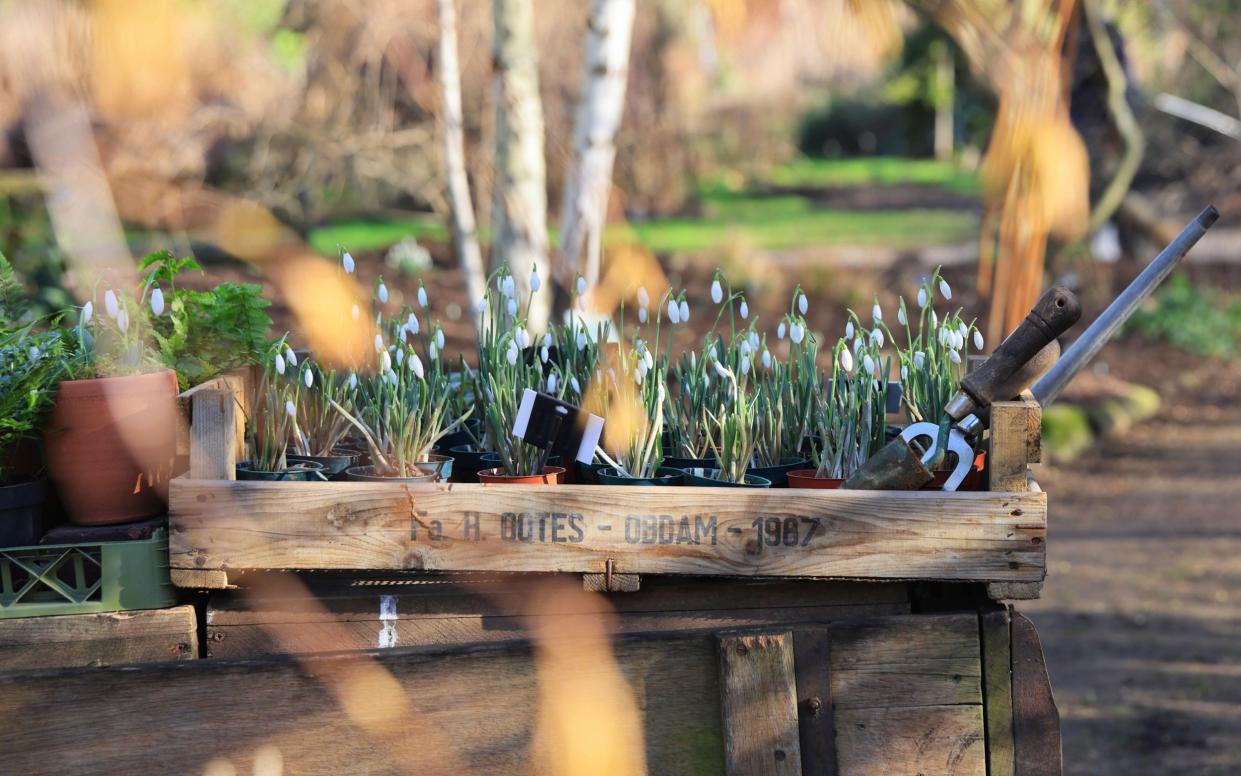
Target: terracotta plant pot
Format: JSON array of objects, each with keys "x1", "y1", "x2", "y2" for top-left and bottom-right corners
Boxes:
[
  {"x1": 785, "y1": 470, "x2": 845, "y2": 489},
  {"x1": 0, "y1": 477, "x2": 45, "y2": 548},
  {"x1": 477, "y1": 466, "x2": 566, "y2": 485},
  {"x1": 44, "y1": 370, "x2": 178, "y2": 526},
  {"x1": 237, "y1": 460, "x2": 327, "y2": 481}
]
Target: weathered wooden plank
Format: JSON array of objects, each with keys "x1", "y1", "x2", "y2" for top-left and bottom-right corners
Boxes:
[
  {"x1": 830, "y1": 613, "x2": 982, "y2": 710},
  {"x1": 177, "y1": 369, "x2": 250, "y2": 461},
  {"x1": 0, "y1": 634, "x2": 725, "y2": 776},
  {"x1": 980, "y1": 608, "x2": 1015, "y2": 776},
  {"x1": 189, "y1": 389, "x2": 236, "y2": 481},
  {"x1": 169, "y1": 480, "x2": 1046, "y2": 584},
  {"x1": 171, "y1": 568, "x2": 233, "y2": 589},
  {"x1": 834, "y1": 705, "x2": 986, "y2": 776},
  {"x1": 989, "y1": 394, "x2": 1041, "y2": 492},
  {"x1": 1012, "y1": 613, "x2": 1061, "y2": 776},
  {"x1": 792, "y1": 628, "x2": 837, "y2": 776},
  {"x1": 719, "y1": 632, "x2": 802, "y2": 776},
  {"x1": 0, "y1": 606, "x2": 197, "y2": 672}
]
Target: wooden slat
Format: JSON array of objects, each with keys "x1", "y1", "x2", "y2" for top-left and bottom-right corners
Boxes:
[
  {"x1": 981, "y1": 607, "x2": 1015, "y2": 776},
  {"x1": 0, "y1": 606, "x2": 197, "y2": 672},
  {"x1": 834, "y1": 705, "x2": 986, "y2": 776},
  {"x1": 0, "y1": 634, "x2": 726, "y2": 776},
  {"x1": 168, "y1": 480, "x2": 1046, "y2": 584},
  {"x1": 177, "y1": 369, "x2": 250, "y2": 461},
  {"x1": 171, "y1": 568, "x2": 233, "y2": 590},
  {"x1": 719, "y1": 632, "x2": 802, "y2": 776},
  {"x1": 792, "y1": 628, "x2": 837, "y2": 776},
  {"x1": 1012, "y1": 613, "x2": 1061, "y2": 776},
  {"x1": 189, "y1": 389, "x2": 236, "y2": 481},
  {"x1": 829, "y1": 613, "x2": 982, "y2": 710},
  {"x1": 989, "y1": 394, "x2": 1041, "y2": 492}
]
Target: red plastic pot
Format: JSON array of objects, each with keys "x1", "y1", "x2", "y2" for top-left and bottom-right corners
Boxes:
[
  {"x1": 785, "y1": 470, "x2": 845, "y2": 489},
  {"x1": 477, "y1": 466, "x2": 566, "y2": 485},
  {"x1": 44, "y1": 370, "x2": 178, "y2": 526}
]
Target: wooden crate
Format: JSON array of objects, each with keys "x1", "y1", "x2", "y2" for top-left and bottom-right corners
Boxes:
[
  {"x1": 0, "y1": 605, "x2": 197, "y2": 673},
  {"x1": 170, "y1": 376, "x2": 1047, "y2": 600}
]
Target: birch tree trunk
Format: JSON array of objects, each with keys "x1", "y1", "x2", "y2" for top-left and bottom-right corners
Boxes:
[
  {"x1": 556, "y1": 0, "x2": 636, "y2": 289},
  {"x1": 491, "y1": 0, "x2": 550, "y2": 331},
  {"x1": 436, "y1": 0, "x2": 487, "y2": 332}
]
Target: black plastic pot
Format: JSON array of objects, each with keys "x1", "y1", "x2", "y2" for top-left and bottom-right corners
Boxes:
[
  {"x1": 236, "y1": 460, "x2": 327, "y2": 482},
  {"x1": 287, "y1": 452, "x2": 357, "y2": 480},
  {"x1": 679, "y1": 467, "x2": 771, "y2": 488},
  {"x1": 662, "y1": 453, "x2": 717, "y2": 471},
  {"x1": 345, "y1": 465, "x2": 438, "y2": 483},
  {"x1": 0, "y1": 478, "x2": 45, "y2": 548},
  {"x1": 746, "y1": 457, "x2": 810, "y2": 488},
  {"x1": 597, "y1": 467, "x2": 684, "y2": 486},
  {"x1": 447, "y1": 445, "x2": 493, "y2": 484},
  {"x1": 578, "y1": 460, "x2": 611, "y2": 485},
  {"x1": 434, "y1": 419, "x2": 483, "y2": 454}
]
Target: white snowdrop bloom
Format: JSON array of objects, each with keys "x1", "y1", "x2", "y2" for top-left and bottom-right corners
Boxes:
[
  {"x1": 870, "y1": 329, "x2": 884, "y2": 348},
  {"x1": 939, "y1": 279, "x2": 952, "y2": 300},
  {"x1": 959, "y1": 322, "x2": 969, "y2": 339},
  {"x1": 931, "y1": 310, "x2": 938, "y2": 329},
  {"x1": 710, "y1": 278, "x2": 723, "y2": 304},
  {"x1": 872, "y1": 303, "x2": 882, "y2": 323},
  {"x1": 377, "y1": 282, "x2": 389, "y2": 304},
  {"x1": 537, "y1": 345, "x2": 547, "y2": 364},
  {"x1": 702, "y1": 371, "x2": 710, "y2": 388},
  {"x1": 739, "y1": 300, "x2": 749, "y2": 319},
  {"x1": 348, "y1": 373, "x2": 358, "y2": 389},
  {"x1": 973, "y1": 330, "x2": 984, "y2": 350},
  {"x1": 304, "y1": 368, "x2": 314, "y2": 388},
  {"x1": 938, "y1": 327, "x2": 949, "y2": 347},
  {"x1": 342, "y1": 252, "x2": 355, "y2": 273},
  {"x1": 634, "y1": 366, "x2": 645, "y2": 386},
  {"x1": 845, "y1": 321, "x2": 854, "y2": 339},
  {"x1": 429, "y1": 343, "x2": 439, "y2": 361},
  {"x1": 407, "y1": 312, "x2": 420, "y2": 335},
  {"x1": 117, "y1": 308, "x2": 129, "y2": 333},
  {"x1": 679, "y1": 299, "x2": 690, "y2": 323},
  {"x1": 477, "y1": 297, "x2": 487, "y2": 315},
  {"x1": 381, "y1": 350, "x2": 392, "y2": 372},
  {"x1": 777, "y1": 321, "x2": 787, "y2": 340},
  {"x1": 914, "y1": 351, "x2": 926, "y2": 369},
  {"x1": 740, "y1": 356, "x2": 751, "y2": 375},
  {"x1": 949, "y1": 349, "x2": 962, "y2": 364},
  {"x1": 638, "y1": 307, "x2": 648, "y2": 324},
  {"x1": 374, "y1": 334, "x2": 384, "y2": 353},
  {"x1": 713, "y1": 360, "x2": 729, "y2": 379},
  {"x1": 376, "y1": 312, "x2": 383, "y2": 326},
  {"x1": 749, "y1": 331, "x2": 760, "y2": 350},
  {"x1": 917, "y1": 288, "x2": 928, "y2": 308},
  {"x1": 501, "y1": 274, "x2": 516, "y2": 298},
  {"x1": 863, "y1": 353, "x2": 875, "y2": 376},
  {"x1": 286, "y1": 399, "x2": 297, "y2": 418},
  {"x1": 897, "y1": 306, "x2": 906, "y2": 326},
  {"x1": 636, "y1": 287, "x2": 649, "y2": 308},
  {"x1": 150, "y1": 287, "x2": 165, "y2": 316},
  {"x1": 667, "y1": 299, "x2": 680, "y2": 324},
  {"x1": 530, "y1": 267, "x2": 541, "y2": 293},
  {"x1": 901, "y1": 365, "x2": 909, "y2": 381},
  {"x1": 643, "y1": 348, "x2": 654, "y2": 370},
  {"x1": 762, "y1": 349, "x2": 771, "y2": 369},
  {"x1": 104, "y1": 289, "x2": 119, "y2": 318},
  {"x1": 506, "y1": 298, "x2": 518, "y2": 317},
  {"x1": 546, "y1": 373, "x2": 558, "y2": 393},
  {"x1": 541, "y1": 332, "x2": 552, "y2": 349},
  {"x1": 82, "y1": 301, "x2": 93, "y2": 323},
  {"x1": 518, "y1": 327, "x2": 532, "y2": 349},
  {"x1": 506, "y1": 341, "x2": 519, "y2": 365},
  {"x1": 351, "y1": 304, "x2": 360, "y2": 321},
  {"x1": 274, "y1": 353, "x2": 286, "y2": 375},
  {"x1": 709, "y1": 344, "x2": 719, "y2": 362},
  {"x1": 839, "y1": 348, "x2": 854, "y2": 373},
  {"x1": 690, "y1": 351, "x2": 697, "y2": 369},
  {"x1": 286, "y1": 347, "x2": 297, "y2": 367},
  {"x1": 577, "y1": 276, "x2": 588, "y2": 296},
  {"x1": 955, "y1": 330, "x2": 966, "y2": 350},
  {"x1": 386, "y1": 369, "x2": 398, "y2": 385},
  {"x1": 576, "y1": 330, "x2": 587, "y2": 351},
  {"x1": 570, "y1": 376, "x2": 580, "y2": 395},
  {"x1": 853, "y1": 336, "x2": 864, "y2": 355},
  {"x1": 395, "y1": 348, "x2": 405, "y2": 366},
  {"x1": 790, "y1": 323, "x2": 805, "y2": 344},
  {"x1": 411, "y1": 353, "x2": 425, "y2": 380},
  {"x1": 417, "y1": 284, "x2": 428, "y2": 308},
  {"x1": 799, "y1": 293, "x2": 809, "y2": 315}
]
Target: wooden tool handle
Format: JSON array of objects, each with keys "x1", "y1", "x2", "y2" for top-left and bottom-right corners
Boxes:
[{"x1": 959, "y1": 286, "x2": 1080, "y2": 411}]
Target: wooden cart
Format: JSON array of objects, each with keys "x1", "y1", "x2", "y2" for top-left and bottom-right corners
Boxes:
[{"x1": 0, "y1": 374, "x2": 1058, "y2": 776}]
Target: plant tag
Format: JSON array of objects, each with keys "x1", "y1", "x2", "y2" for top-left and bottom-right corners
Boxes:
[{"x1": 512, "y1": 388, "x2": 604, "y2": 465}]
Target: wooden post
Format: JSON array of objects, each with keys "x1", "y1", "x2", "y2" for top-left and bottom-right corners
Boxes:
[
  {"x1": 988, "y1": 392, "x2": 1043, "y2": 601},
  {"x1": 189, "y1": 389, "x2": 236, "y2": 481},
  {"x1": 980, "y1": 607, "x2": 1015, "y2": 776},
  {"x1": 1012, "y1": 613, "x2": 1062, "y2": 775},
  {"x1": 718, "y1": 632, "x2": 802, "y2": 776},
  {"x1": 792, "y1": 628, "x2": 837, "y2": 776}
]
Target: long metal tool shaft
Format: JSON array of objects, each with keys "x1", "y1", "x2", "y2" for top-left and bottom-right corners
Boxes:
[{"x1": 1031, "y1": 205, "x2": 1219, "y2": 407}]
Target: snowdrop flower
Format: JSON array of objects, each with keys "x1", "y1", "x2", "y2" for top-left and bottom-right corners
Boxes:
[
  {"x1": 285, "y1": 399, "x2": 297, "y2": 418},
  {"x1": 546, "y1": 373, "x2": 558, "y2": 393},
  {"x1": 713, "y1": 360, "x2": 729, "y2": 379},
  {"x1": 949, "y1": 349, "x2": 962, "y2": 364},
  {"x1": 570, "y1": 376, "x2": 580, "y2": 395},
  {"x1": 286, "y1": 347, "x2": 297, "y2": 367},
  {"x1": 914, "y1": 351, "x2": 926, "y2": 369},
  {"x1": 845, "y1": 321, "x2": 854, "y2": 339},
  {"x1": 973, "y1": 330, "x2": 984, "y2": 350},
  {"x1": 762, "y1": 349, "x2": 771, "y2": 369},
  {"x1": 506, "y1": 298, "x2": 518, "y2": 317},
  {"x1": 710, "y1": 278, "x2": 723, "y2": 305},
  {"x1": 798, "y1": 293, "x2": 808, "y2": 315},
  {"x1": 501, "y1": 274, "x2": 516, "y2": 298},
  {"x1": 150, "y1": 286, "x2": 165, "y2": 316},
  {"x1": 576, "y1": 330, "x2": 587, "y2": 351},
  {"x1": 690, "y1": 351, "x2": 697, "y2": 369},
  {"x1": 897, "y1": 306, "x2": 906, "y2": 326},
  {"x1": 870, "y1": 329, "x2": 884, "y2": 348},
  {"x1": 476, "y1": 297, "x2": 487, "y2": 315},
  {"x1": 407, "y1": 312, "x2": 420, "y2": 335},
  {"x1": 702, "y1": 371, "x2": 711, "y2": 388},
  {"x1": 82, "y1": 301, "x2": 93, "y2": 324},
  {"x1": 540, "y1": 332, "x2": 551, "y2": 349},
  {"x1": 638, "y1": 307, "x2": 648, "y2": 324},
  {"x1": 917, "y1": 288, "x2": 928, "y2": 308},
  {"x1": 303, "y1": 368, "x2": 314, "y2": 388},
  {"x1": 637, "y1": 287, "x2": 650, "y2": 308},
  {"x1": 577, "y1": 276, "x2": 587, "y2": 296},
  {"x1": 872, "y1": 302, "x2": 882, "y2": 323},
  {"x1": 381, "y1": 350, "x2": 392, "y2": 372},
  {"x1": 938, "y1": 328, "x2": 949, "y2": 347},
  {"x1": 634, "y1": 365, "x2": 645, "y2": 386},
  {"x1": 342, "y1": 252, "x2": 356, "y2": 274},
  {"x1": 348, "y1": 373, "x2": 358, "y2": 389},
  {"x1": 377, "y1": 281, "x2": 389, "y2": 304},
  {"x1": 429, "y1": 342, "x2": 438, "y2": 361},
  {"x1": 515, "y1": 327, "x2": 530, "y2": 349},
  {"x1": 749, "y1": 331, "x2": 760, "y2": 350},
  {"x1": 411, "y1": 353, "x2": 425, "y2": 379},
  {"x1": 853, "y1": 336, "x2": 864, "y2": 354},
  {"x1": 901, "y1": 365, "x2": 909, "y2": 381},
  {"x1": 839, "y1": 347, "x2": 854, "y2": 373},
  {"x1": 395, "y1": 348, "x2": 405, "y2": 367},
  {"x1": 740, "y1": 355, "x2": 751, "y2": 375},
  {"x1": 679, "y1": 299, "x2": 690, "y2": 323},
  {"x1": 506, "y1": 341, "x2": 519, "y2": 365},
  {"x1": 931, "y1": 310, "x2": 938, "y2": 329},
  {"x1": 790, "y1": 322, "x2": 805, "y2": 344},
  {"x1": 274, "y1": 353, "x2": 286, "y2": 375},
  {"x1": 863, "y1": 354, "x2": 875, "y2": 376},
  {"x1": 373, "y1": 334, "x2": 383, "y2": 354},
  {"x1": 352, "y1": 304, "x2": 360, "y2": 321},
  {"x1": 540, "y1": 346, "x2": 549, "y2": 363},
  {"x1": 939, "y1": 279, "x2": 952, "y2": 300},
  {"x1": 777, "y1": 321, "x2": 787, "y2": 340},
  {"x1": 708, "y1": 343, "x2": 719, "y2": 362},
  {"x1": 117, "y1": 308, "x2": 129, "y2": 333},
  {"x1": 530, "y1": 267, "x2": 541, "y2": 293},
  {"x1": 104, "y1": 289, "x2": 119, "y2": 319},
  {"x1": 643, "y1": 348, "x2": 654, "y2": 370},
  {"x1": 959, "y1": 322, "x2": 969, "y2": 339},
  {"x1": 386, "y1": 369, "x2": 398, "y2": 385},
  {"x1": 667, "y1": 299, "x2": 680, "y2": 324},
  {"x1": 739, "y1": 299, "x2": 749, "y2": 319}
]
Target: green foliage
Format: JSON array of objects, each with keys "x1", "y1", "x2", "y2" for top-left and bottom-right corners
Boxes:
[{"x1": 1127, "y1": 274, "x2": 1241, "y2": 359}]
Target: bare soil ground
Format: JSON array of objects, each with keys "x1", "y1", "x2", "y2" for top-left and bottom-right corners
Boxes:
[{"x1": 1024, "y1": 339, "x2": 1241, "y2": 776}]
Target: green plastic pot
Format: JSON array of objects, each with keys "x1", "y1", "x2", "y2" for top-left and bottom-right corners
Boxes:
[
  {"x1": 679, "y1": 467, "x2": 771, "y2": 488},
  {"x1": 597, "y1": 467, "x2": 684, "y2": 486}
]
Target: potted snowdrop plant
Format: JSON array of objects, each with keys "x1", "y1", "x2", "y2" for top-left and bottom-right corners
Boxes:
[
  {"x1": 681, "y1": 358, "x2": 770, "y2": 488},
  {"x1": 750, "y1": 287, "x2": 816, "y2": 486},
  {"x1": 238, "y1": 338, "x2": 325, "y2": 481},
  {"x1": 593, "y1": 337, "x2": 682, "y2": 486},
  {"x1": 286, "y1": 359, "x2": 360, "y2": 478}
]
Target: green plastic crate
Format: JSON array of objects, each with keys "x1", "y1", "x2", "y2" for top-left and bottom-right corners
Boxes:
[{"x1": 0, "y1": 529, "x2": 174, "y2": 619}]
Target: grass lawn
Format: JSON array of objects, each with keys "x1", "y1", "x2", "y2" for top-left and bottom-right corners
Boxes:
[{"x1": 307, "y1": 156, "x2": 980, "y2": 256}]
